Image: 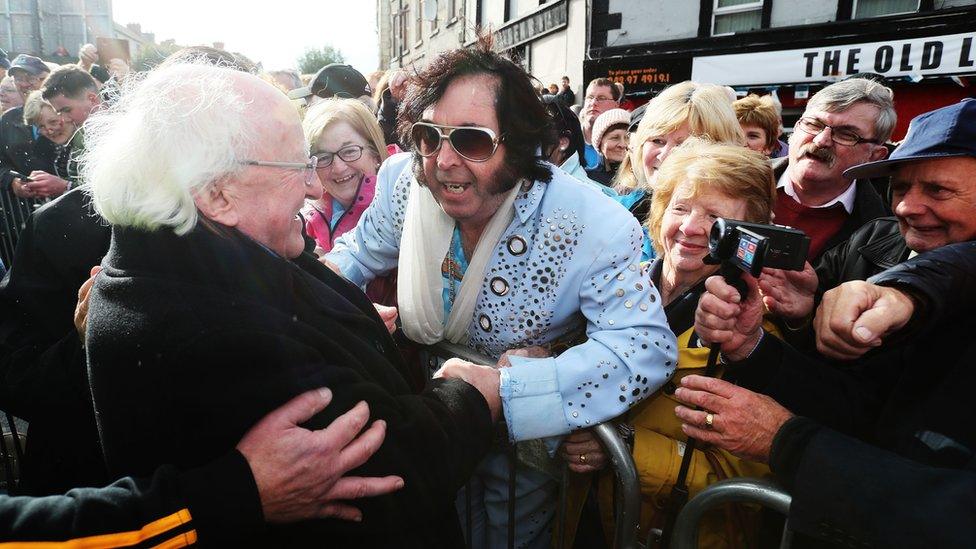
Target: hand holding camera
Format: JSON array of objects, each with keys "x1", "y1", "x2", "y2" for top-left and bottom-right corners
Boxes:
[
  {"x1": 695, "y1": 274, "x2": 765, "y2": 362},
  {"x1": 695, "y1": 218, "x2": 811, "y2": 361}
]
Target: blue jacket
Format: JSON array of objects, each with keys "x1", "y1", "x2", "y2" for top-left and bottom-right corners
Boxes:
[{"x1": 328, "y1": 153, "x2": 677, "y2": 441}]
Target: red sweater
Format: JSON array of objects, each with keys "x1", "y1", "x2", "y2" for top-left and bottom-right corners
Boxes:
[{"x1": 774, "y1": 192, "x2": 849, "y2": 259}]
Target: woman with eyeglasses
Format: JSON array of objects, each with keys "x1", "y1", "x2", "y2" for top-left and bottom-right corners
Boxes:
[
  {"x1": 302, "y1": 98, "x2": 399, "y2": 304},
  {"x1": 23, "y1": 90, "x2": 76, "y2": 178}
]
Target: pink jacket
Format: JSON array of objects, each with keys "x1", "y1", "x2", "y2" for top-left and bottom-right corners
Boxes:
[{"x1": 304, "y1": 174, "x2": 397, "y2": 306}]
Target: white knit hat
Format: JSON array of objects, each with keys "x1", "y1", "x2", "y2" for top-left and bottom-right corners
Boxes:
[{"x1": 591, "y1": 108, "x2": 632, "y2": 151}]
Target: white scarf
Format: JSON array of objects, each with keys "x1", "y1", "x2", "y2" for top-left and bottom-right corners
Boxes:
[{"x1": 398, "y1": 179, "x2": 522, "y2": 345}]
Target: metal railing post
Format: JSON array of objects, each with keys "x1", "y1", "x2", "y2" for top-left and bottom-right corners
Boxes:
[
  {"x1": 592, "y1": 423, "x2": 641, "y2": 549},
  {"x1": 427, "y1": 341, "x2": 643, "y2": 549},
  {"x1": 671, "y1": 478, "x2": 792, "y2": 549}
]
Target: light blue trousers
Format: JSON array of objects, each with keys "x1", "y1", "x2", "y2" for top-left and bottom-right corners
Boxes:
[{"x1": 455, "y1": 448, "x2": 558, "y2": 549}]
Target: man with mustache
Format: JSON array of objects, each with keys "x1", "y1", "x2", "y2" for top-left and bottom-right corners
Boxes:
[{"x1": 772, "y1": 78, "x2": 893, "y2": 261}]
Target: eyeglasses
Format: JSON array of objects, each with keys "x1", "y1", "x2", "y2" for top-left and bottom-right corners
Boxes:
[
  {"x1": 313, "y1": 145, "x2": 365, "y2": 168},
  {"x1": 584, "y1": 95, "x2": 617, "y2": 105},
  {"x1": 795, "y1": 117, "x2": 878, "y2": 147},
  {"x1": 242, "y1": 157, "x2": 319, "y2": 186},
  {"x1": 410, "y1": 122, "x2": 504, "y2": 162}
]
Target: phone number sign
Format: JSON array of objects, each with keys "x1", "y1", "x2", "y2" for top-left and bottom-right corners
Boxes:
[{"x1": 586, "y1": 57, "x2": 693, "y2": 94}]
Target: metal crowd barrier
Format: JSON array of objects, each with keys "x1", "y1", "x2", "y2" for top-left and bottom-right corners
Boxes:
[
  {"x1": 0, "y1": 191, "x2": 43, "y2": 269},
  {"x1": 426, "y1": 341, "x2": 642, "y2": 549},
  {"x1": 0, "y1": 412, "x2": 26, "y2": 494},
  {"x1": 671, "y1": 478, "x2": 793, "y2": 549}
]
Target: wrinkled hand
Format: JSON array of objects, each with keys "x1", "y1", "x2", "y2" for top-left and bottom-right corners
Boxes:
[
  {"x1": 374, "y1": 303, "x2": 398, "y2": 334},
  {"x1": 694, "y1": 274, "x2": 764, "y2": 362},
  {"x1": 496, "y1": 345, "x2": 549, "y2": 368},
  {"x1": 78, "y1": 43, "x2": 98, "y2": 69},
  {"x1": 758, "y1": 262, "x2": 818, "y2": 321},
  {"x1": 237, "y1": 388, "x2": 404, "y2": 523},
  {"x1": 558, "y1": 429, "x2": 608, "y2": 473},
  {"x1": 673, "y1": 375, "x2": 793, "y2": 463},
  {"x1": 27, "y1": 171, "x2": 68, "y2": 198},
  {"x1": 74, "y1": 265, "x2": 101, "y2": 341},
  {"x1": 815, "y1": 281, "x2": 915, "y2": 361},
  {"x1": 11, "y1": 178, "x2": 33, "y2": 198},
  {"x1": 433, "y1": 358, "x2": 501, "y2": 421}
]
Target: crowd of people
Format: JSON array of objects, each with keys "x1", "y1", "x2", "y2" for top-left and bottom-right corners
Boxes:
[{"x1": 0, "y1": 32, "x2": 973, "y2": 548}]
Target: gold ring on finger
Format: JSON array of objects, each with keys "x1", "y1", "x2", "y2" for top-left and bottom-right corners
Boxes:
[
  {"x1": 704, "y1": 413, "x2": 715, "y2": 429},
  {"x1": 579, "y1": 453, "x2": 587, "y2": 464}
]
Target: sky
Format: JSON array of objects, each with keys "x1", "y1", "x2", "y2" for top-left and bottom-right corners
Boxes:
[{"x1": 111, "y1": 0, "x2": 380, "y2": 74}]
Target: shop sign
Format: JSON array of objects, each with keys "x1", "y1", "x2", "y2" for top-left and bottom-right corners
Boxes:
[
  {"x1": 692, "y1": 31, "x2": 976, "y2": 86},
  {"x1": 587, "y1": 57, "x2": 693, "y2": 94},
  {"x1": 495, "y1": 0, "x2": 568, "y2": 51}
]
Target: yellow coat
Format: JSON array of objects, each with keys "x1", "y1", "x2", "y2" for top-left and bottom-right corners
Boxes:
[
  {"x1": 593, "y1": 322, "x2": 777, "y2": 548},
  {"x1": 555, "y1": 265, "x2": 778, "y2": 549}
]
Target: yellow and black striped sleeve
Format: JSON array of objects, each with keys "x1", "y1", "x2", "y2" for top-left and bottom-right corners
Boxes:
[{"x1": 0, "y1": 451, "x2": 263, "y2": 547}]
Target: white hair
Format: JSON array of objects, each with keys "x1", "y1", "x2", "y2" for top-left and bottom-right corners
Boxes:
[
  {"x1": 806, "y1": 78, "x2": 896, "y2": 143},
  {"x1": 82, "y1": 60, "x2": 260, "y2": 235}
]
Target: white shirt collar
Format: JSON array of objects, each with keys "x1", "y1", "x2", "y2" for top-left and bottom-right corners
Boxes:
[{"x1": 777, "y1": 169, "x2": 856, "y2": 214}]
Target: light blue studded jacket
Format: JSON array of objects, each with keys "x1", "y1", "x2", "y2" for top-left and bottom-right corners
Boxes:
[{"x1": 327, "y1": 153, "x2": 677, "y2": 441}]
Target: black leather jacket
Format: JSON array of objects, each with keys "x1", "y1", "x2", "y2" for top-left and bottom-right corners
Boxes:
[{"x1": 814, "y1": 216, "x2": 908, "y2": 295}]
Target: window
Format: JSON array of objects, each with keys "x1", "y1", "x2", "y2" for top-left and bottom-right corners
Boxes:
[
  {"x1": 392, "y1": 1, "x2": 409, "y2": 56},
  {"x1": 415, "y1": 0, "x2": 424, "y2": 44},
  {"x1": 712, "y1": 0, "x2": 764, "y2": 36},
  {"x1": 392, "y1": 10, "x2": 402, "y2": 57},
  {"x1": 428, "y1": 0, "x2": 439, "y2": 32},
  {"x1": 853, "y1": 0, "x2": 920, "y2": 18},
  {"x1": 401, "y1": 4, "x2": 410, "y2": 49},
  {"x1": 446, "y1": 0, "x2": 459, "y2": 23}
]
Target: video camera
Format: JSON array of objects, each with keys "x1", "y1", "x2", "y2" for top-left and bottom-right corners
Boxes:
[{"x1": 705, "y1": 218, "x2": 810, "y2": 277}]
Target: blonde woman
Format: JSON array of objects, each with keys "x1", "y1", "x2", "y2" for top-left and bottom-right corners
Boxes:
[
  {"x1": 614, "y1": 81, "x2": 744, "y2": 195},
  {"x1": 611, "y1": 81, "x2": 744, "y2": 260},
  {"x1": 302, "y1": 98, "x2": 398, "y2": 304},
  {"x1": 561, "y1": 139, "x2": 780, "y2": 548}
]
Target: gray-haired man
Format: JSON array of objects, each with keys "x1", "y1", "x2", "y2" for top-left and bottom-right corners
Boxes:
[{"x1": 772, "y1": 78, "x2": 894, "y2": 261}]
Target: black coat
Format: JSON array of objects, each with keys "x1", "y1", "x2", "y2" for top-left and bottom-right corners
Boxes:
[
  {"x1": 0, "y1": 106, "x2": 42, "y2": 268},
  {"x1": 0, "y1": 188, "x2": 111, "y2": 495},
  {"x1": 814, "y1": 216, "x2": 907, "y2": 294},
  {"x1": 86, "y1": 223, "x2": 494, "y2": 548},
  {"x1": 727, "y1": 243, "x2": 976, "y2": 546}
]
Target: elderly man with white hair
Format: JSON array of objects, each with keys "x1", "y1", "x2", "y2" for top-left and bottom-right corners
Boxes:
[{"x1": 82, "y1": 60, "x2": 498, "y2": 547}]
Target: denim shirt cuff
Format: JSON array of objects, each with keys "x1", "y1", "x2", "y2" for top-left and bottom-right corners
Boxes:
[{"x1": 499, "y1": 356, "x2": 566, "y2": 441}]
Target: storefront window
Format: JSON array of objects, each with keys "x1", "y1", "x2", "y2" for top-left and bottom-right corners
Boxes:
[
  {"x1": 712, "y1": 0, "x2": 764, "y2": 36},
  {"x1": 853, "y1": 0, "x2": 920, "y2": 18}
]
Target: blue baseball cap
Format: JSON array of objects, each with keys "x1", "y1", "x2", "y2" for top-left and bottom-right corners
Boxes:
[
  {"x1": 8, "y1": 54, "x2": 48, "y2": 76},
  {"x1": 845, "y1": 98, "x2": 976, "y2": 179}
]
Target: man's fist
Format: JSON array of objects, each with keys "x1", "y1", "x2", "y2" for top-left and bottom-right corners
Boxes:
[{"x1": 815, "y1": 280, "x2": 915, "y2": 360}]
